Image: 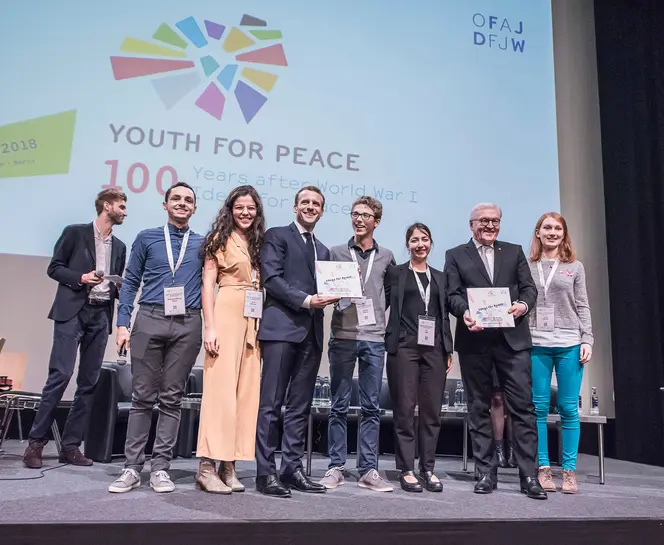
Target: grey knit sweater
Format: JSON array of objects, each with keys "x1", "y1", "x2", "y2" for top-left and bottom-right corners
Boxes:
[{"x1": 528, "y1": 259, "x2": 594, "y2": 347}]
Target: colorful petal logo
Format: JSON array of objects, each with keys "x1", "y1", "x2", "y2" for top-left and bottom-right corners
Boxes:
[{"x1": 110, "y1": 14, "x2": 287, "y2": 123}]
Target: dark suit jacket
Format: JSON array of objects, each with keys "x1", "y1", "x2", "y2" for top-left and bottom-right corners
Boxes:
[
  {"x1": 47, "y1": 222, "x2": 126, "y2": 333},
  {"x1": 384, "y1": 262, "x2": 453, "y2": 355},
  {"x1": 444, "y1": 239, "x2": 537, "y2": 353},
  {"x1": 258, "y1": 222, "x2": 330, "y2": 348}
]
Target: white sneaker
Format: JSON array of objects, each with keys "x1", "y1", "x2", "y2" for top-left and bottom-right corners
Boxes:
[
  {"x1": 320, "y1": 467, "x2": 345, "y2": 489},
  {"x1": 358, "y1": 469, "x2": 394, "y2": 492},
  {"x1": 108, "y1": 469, "x2": 141, "y2": 493},
  {"x1": 150, "y1": 470, "x2": 175, "y2": 493}
]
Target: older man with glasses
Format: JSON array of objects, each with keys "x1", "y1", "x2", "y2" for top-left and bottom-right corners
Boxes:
[{"x1": 444, "y1": 203, "x2": 547, "y2": 500}]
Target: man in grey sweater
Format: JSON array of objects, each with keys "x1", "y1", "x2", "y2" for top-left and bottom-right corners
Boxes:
[{"x1": 320, "y1": 196, "x2": 396, "y2": 492}]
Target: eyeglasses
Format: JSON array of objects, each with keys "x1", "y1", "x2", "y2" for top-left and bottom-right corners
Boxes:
[
  {"x1": 473, "y1": 217, "x2": 501, "y2": 226},
  {"x1": 351, "y1": 212, "x2": 375, "y2": 221}
]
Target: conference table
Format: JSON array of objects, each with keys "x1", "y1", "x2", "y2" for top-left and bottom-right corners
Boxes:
[
  {"x1": 180, "y1": 396, "x2": 608, "y2": 484},
  {"x1": 0, "y1": 391, "x2": 64, "y2": 455}
]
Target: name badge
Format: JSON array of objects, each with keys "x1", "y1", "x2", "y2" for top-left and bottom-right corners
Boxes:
[
  {"x1": 537, "y1": 306, "x2": 555, "y2": 331},
  {"x1": 355, "y1": 298, "x2": 376, "y2": 326},
  {"x1": 244, "y1": 290, "x2": 263, "y2": 319},
  {"x1": 417, "y1": 315, "x2": 436, "y2": 346},
  {"x1": 164, "y1": 285, "x2": 185, "y2": 316}
]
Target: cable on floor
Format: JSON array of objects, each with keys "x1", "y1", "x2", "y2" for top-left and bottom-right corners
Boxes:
[{"x1": 0, "y1": 453, "x2": 67, "y2": 481}]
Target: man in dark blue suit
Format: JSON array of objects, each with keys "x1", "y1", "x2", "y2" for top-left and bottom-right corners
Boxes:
[
  {"x1": 255, "y1": 186, "x2": 338, "y2": 497},
  {"x1": 23, "y1": 189, "x2": 127, "y2": 469}
]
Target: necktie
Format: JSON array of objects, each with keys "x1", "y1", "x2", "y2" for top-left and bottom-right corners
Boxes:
[
  {"x1": 479, "y1": 245, "x2": 493, "y2": 282},
  {"x1": 303, "y1": 232, "x2": 315, "y2": 268}
]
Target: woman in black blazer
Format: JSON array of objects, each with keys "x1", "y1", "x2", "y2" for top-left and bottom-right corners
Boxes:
[{"x1": 384, "y1": 223, "x2": 453, "y2": 492}]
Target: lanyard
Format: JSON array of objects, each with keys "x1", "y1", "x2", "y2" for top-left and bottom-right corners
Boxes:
[
  {"x1": 349, "y1": 247, "x2": 376, "y2": 288},
  {"x1": 164, "y1": 225, "x2": 190, "y2": 281},
  {"x1": 410, "y1": 264, "x2": 431, "y2": 315},
  {"x1": 536, "y1": 259, "x2": 559, "y2": 300}
]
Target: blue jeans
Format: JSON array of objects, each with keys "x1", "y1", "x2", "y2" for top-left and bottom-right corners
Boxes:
[
  {"x1": 531, "y1": 345, "x2": 584, "y2": 470},
  {"x1": 327, "y1": 338, "x2": 385, "y2": 475}
]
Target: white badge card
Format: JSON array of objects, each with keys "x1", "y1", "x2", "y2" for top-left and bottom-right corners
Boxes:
[
  {"x1": 417, "y1": 315, "x2": 436, "y2": 346},
  {"x1": 537, "y1": 306, "x2": 555, "y2": 332},
  {"x1": 163, "y1": 286, "x2": 185, "y2": 316},
  {"x1": 355, "y1": 298, "x2": 377, "y2": 326},
  {"x1": 244, "y1": 290, "x2": 263, "y2": 319}
]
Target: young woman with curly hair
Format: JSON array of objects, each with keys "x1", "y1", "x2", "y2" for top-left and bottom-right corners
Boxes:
[{"x1": 195, "y1": 185, "x2": 266, "y2": 494}]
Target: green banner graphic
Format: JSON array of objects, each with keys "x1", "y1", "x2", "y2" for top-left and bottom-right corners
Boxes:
[{"x1": 0, "y1": 110, "x2": 77, "y2": 179}]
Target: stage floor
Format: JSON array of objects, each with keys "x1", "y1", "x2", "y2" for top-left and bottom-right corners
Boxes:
[
  {"x1": 1, "y1": 439, "x2": 663, "y2": 522},
  {"x1": 1, "y1": 440, "x2": 664, "y2": 545}
]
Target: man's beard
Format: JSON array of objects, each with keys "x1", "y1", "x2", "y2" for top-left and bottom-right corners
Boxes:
[{"x1": 109, "y1": 211, "x2": 124, "y2": 225}]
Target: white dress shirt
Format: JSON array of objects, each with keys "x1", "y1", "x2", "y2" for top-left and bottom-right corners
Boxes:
[
  {"x1": 472, "y1": 237, "x2": 528, "y2": 312},
  {"x1": 89, "y1": 220, "x2": 112, "y2": 301},
  {"x1": 295, "y1": 220, "x2": 315, "y2": 309},
  {"x1": 473, "y1": 238, "x2": 494, "y2": 281}
]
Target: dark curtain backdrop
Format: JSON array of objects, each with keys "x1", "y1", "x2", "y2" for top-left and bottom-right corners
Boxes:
[{"x1": 594, "y1": 0, "x2": 664, "y2": 466}]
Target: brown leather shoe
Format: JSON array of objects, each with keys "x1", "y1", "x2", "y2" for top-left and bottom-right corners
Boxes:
[
  {"x1": 23, "y1": 441, "x2": 45, "y2": 469},
  {"x1": 538, "y1": 466, "x2": 557, "y2": 492},
  {"x1": 219, "y1": 461, "x2": 245, "y2": 492},
  {"x1": 59, "y1": 447, "x2": 93, "y2": 466},
  {"x1": 196, "y1": 460, "x2": 231, "y2": 494},
  {"x1": 562, "y1": 469, "x2": 579, "y2": 494}
]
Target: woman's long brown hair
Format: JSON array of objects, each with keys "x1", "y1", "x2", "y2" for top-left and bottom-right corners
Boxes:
[{"x1": 202, "y1": 185, "x2": 266, "y2": 273}]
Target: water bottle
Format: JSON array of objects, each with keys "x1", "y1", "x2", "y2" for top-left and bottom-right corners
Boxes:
[
  {"x1": 320, "y1": 378, "x2": 331, "y2": 407},
  {"x1": 313, "y1": 376, "x2": 322, "y2": 407},
  {"x1": 590, "y1": 386, "x2": 599, "y2": 415},
  {"x1": 454, "y1": 380, "x2": 464, "y2": 411},
  {"x1": 442, "y1": 391, "x2": 450, "y2": 411}
]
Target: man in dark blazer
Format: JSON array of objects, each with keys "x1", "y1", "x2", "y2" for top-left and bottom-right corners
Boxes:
[
  {"x1": 444, "y1": 203, "x2": 546, "y2": 499},
  {"x1": 255, "y1": 186, "x2": 338, "y2": 497},
  {"x1": 23, "y1": 189, "x2": 128, "y2": 469}
]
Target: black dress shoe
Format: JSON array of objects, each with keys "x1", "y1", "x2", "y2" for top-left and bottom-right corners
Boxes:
[
  {"x1": 418, "y1": 470, "x2": 443, "y2": 492},
  {"x1": 281, "y1": 469, "x2": 326, "y2": 493},
  {"x1": 256, "y1": 474, "x2": 291, "y2": 497},
  {"x1": 507, "y1": 444, "x2": 517, "y2": 468},
  {"x1": 520, "y1": 476, "x2": 548, "y2": 500},
  {"x1": 399, "y1": 471, "x2": 423, "y2": 493},
  {"x1": 474, "y1": 472, "x2": 498, "y2": 494},
  {"x1": 495, "y1": 443, "x2": 509, "y2": 469}
]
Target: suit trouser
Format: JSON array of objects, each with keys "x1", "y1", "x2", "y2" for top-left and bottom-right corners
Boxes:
[
  {"x1": 386, "y1": 334, "x2": 447, "y2": 473},
  {"x1": 123, "y1": 305, "x2": 202, "y2": 473},
  {"x1": 255, "y1": 328, "x2": 322, "y2": 477},
  {"x1": 29, "y1": 304, "x2": 110, "y2": 449},
  {"x1": 458, "y1": 332, "x2": 537, "y2": 476}
]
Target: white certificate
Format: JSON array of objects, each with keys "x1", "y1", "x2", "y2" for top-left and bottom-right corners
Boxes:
[
  {"x1": 315, "y1": 261, "x2": 363, "y2": 298},
  {"x1": 467, "y1": 287, "x2": 515, "y2": 328}
]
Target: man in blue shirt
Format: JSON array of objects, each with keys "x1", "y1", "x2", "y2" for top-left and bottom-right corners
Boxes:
[{"x1": 108, "y1": 182, "x2": 204, "y2": 494}]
